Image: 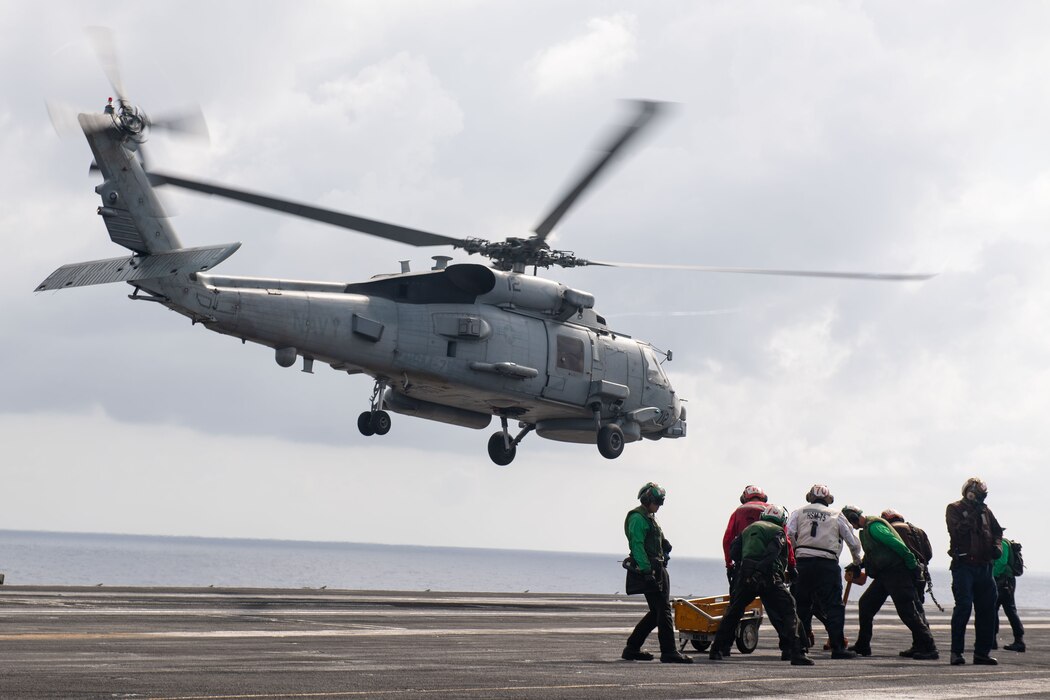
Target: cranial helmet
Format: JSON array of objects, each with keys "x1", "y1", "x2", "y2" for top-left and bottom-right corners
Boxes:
[
  {"x1": 760, "y1": 504, "x2": 788, "y2": 526},
  {"x1": 881, "y1": 508, "x2": 904, "y2": 523},
  {"x1": 638, "y1": 482, "x2": 666, "y2": 506},
  {"x1": 962, "y1": 477, "x2": 988, "y2": 501},
  {"x1": 740, "y1": 485, "x2": 768, "y2": 504},
  {"x1": 841, "y1": 505, "x2": 863, "y2": 526},
  {"x1": 806, "y1": 484, "x2": 834, "y2": 505}
]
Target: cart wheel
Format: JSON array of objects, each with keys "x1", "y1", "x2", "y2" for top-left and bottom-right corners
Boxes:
[
  {"x1": 690, "y1": 639, "x2": 711, "y2": 652},
  {"x1": 736, "y1": 620, "x2": 759, "y2": 654}
]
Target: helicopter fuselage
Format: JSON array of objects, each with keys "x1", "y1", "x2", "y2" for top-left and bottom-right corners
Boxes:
[{"x1": 136, "y1": 263, "x2": 687, "y2": 446}]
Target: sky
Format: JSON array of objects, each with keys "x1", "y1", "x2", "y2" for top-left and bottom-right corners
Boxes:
[{"x1": 3, "y1": 1, "x2": 1050, "y2": 573}]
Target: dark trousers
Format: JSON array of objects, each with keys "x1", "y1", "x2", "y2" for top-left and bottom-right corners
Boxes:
[
  {"x1": 713, "y1": 575, "x2": 800, "y2": 655},
  {"x1": 856, "y1": 569, "x2": 936, "y2": 652},
  {"x1": 792, "y1": 557, "x2": 847, "y2": 650},
  {"x1": 626, "y1": 569, "x2": 676, "y2": 654},
  {"x1": 950, "y1": 561, "x2": 998, "y2": 656},
  {"x1": 995, "y1": 576, "x2": 1024, "y2": 642}
]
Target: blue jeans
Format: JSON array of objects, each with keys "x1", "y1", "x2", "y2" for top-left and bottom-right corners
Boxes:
[{"x1": 950, "y1": 562, "x2": 998, "y2": 656}]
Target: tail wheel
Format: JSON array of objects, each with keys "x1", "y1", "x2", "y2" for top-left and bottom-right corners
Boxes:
[
  {"x1": 357, "y1": 411, "x2": 375, "y2": 436},
  {"x1": 487, "y1": 432, "x2": 516, "y2": 466},
  {"x1": 370, "y1": 410, "x2": 392, "y2": 435},
  {"x1": 597, "y1": 424, "x2": 625, "y2": 459}
]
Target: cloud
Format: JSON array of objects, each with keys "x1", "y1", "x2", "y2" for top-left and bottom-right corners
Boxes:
[
  {"x1": 7, "y1": 2, "x2": 1050, "y2": 574},
  {"x1": 528, "y1": 14, "x2": 638, "y2": 96}
]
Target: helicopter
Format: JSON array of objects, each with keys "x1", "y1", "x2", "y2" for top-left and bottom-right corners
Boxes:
[{"x1": 38, "y1": 31, "x2": 934, "y2": 465}]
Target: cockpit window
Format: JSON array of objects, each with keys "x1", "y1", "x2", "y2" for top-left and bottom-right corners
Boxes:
[
  {"x1": 642, "y1": 347, "x2": 669, "y2": 387},
  {"x1": 556, "y1": 335, "x2": 585, "y2": 373}
]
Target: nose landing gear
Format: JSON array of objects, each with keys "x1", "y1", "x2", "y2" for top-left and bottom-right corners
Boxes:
[{"x1": 358, "y1": 380, "x2": 392, "y2": 437}]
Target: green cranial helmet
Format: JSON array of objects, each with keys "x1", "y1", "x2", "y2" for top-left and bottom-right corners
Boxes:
[
  {"x1": 638, "y1": 482, "x2": 666, "y2": 506},
  {"x1": 841, "y1": 505, "x2": 863, "y2": 526},
  {"x1": 759, "y1": 504, "x2": 788, "y2": 526}
]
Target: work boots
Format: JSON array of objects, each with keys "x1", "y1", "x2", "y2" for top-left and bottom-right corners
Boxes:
[
  {"x1": 789, "y1": 641, "x2": 815, "y2": 666},
  {"x1": 831, "y1": 647, "x2": 857, "y2": 660},
  {"x1": 660, "y1": 651, "x2": 693, "y2": 664},
  {"x1": 790, "y1": 650, "x2": 815, "y2": 666},
  {"x1": 621, "y1": 647, "x2": 654, "y2": 661},
  {"x1": 973, "y1": 653, "x2": 998, "y2": 665},
  {"x1": 1004, "y1": 638, "x2": 1026, "y2": 652}
]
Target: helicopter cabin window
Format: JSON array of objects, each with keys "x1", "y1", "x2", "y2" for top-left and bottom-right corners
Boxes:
[
  {"x1": 642, "y1": 347, "x2": 669, "y2": 387},
  {"x1": 556, "y1": 335, "x2": 585, "y2": 373}
]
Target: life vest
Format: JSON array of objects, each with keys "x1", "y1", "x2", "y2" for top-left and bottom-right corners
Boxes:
[
  {"x1": 859, "y1": 516, "x2": 910, "y2": 575},
  {"x1": 625, "y1": 505, "x2": 665, "y2": 567},
  {"x1": 790, "y1": 502, "x2": 846, "y2": 561},
  {"x1": 740, "y1": 520, "x2": 788, "y2": 579}
]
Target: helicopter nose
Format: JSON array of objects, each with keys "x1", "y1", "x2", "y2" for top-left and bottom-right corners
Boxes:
[{"x1": 671, "y1": 392, "x2": 682, "y2": 421}]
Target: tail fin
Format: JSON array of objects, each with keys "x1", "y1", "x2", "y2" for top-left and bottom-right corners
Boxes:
[
  {"x1": 37, "y1": 112, "x2": 240, "y2": 292},
  {"x1": 35, "y1": 243, "x2": 240, "y2": 292}
]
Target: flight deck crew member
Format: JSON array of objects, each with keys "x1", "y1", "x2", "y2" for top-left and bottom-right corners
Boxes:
[
  {"x1": 946, "y1": 477, "x2": 1004, "y2": 666},
  {"x1": 722, "y1": 485, "x2": 800, "y2": 656},
  {"x1": 881, "y1": 509, "x2": 935, "y2": 634},
  {"x1": 723, "y1": 485, "x2": 798, "y2": 585},
  {"x1": 993, "y1": 537, "x2": 1025, "y2": 652},
  {"x1": 710, "y1": 504, "x2": 814, "y2": 666},
  {"x1": 622, "y1": 482, "x2": 692, "y2": 663},
  {"x1": 786, "y1": 484, "x2": 862, "y2": 659},
  {"x1": 841, "y1": 506, "x2": 939, "y2": 661}
]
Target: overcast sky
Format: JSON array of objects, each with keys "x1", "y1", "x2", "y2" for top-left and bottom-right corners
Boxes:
[{"x1": 3, "y1": 1, "x2": 1049, "y2": 573}]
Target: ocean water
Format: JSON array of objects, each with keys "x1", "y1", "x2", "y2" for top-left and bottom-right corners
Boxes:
[{"x1": 0, "y1": 530, "x2": 1047, "y2": 610}]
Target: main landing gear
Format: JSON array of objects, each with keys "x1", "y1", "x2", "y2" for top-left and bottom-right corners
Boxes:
[
  {"x1": 358, "y1": 380, "x2": 391, "y2": 437},
  {"x1": 597, "y1": 423, "x2": 625, "y2": 459},
  {"x1": 487, "y1": 415, "x2": 534, "y2": 466}
]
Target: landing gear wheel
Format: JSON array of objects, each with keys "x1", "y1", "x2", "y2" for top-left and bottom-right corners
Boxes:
[
  {"x1": 370, "y1": 410, "x2": 391, "y2": 435},
  {"x1": 597, "y1": 424, "x2": 625, "y2": 459},
  {"x1": 736, "y1": 620, "x2": 759, "y2": 654},
  {"x1": 357, "y1": 411, "x2": 375, "y2": 437},
  {"x1": 487, "y1": 432, "x2": 516, "y2": 466},
  {"x1": 690, "y1": 639, "x2": 711, "y2": 652}
]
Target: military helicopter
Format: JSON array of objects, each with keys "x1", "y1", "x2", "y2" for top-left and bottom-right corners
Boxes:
[{"x1": 38, "y1": 32, "x2": 934, "y2": 465}]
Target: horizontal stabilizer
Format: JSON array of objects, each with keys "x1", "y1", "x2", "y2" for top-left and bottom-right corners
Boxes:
[{"x1": 35, "y1": 243, "x2": 240, "y2": 292}]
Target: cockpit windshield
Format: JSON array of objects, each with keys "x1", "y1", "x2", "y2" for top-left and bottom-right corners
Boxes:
[{"x1": 642, "y1": 347, "x2": 669, "y2": 387}]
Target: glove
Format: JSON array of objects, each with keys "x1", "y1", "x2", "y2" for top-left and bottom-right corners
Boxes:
[
  {"x1": 644, "y1": 572, "x2": 664, "y2": 593},
  {"x1": 912, "y1": 563, "x2": 925, "y2": 585},
  {"x1": 726, "y1": 565, "x2": 736, "y2": 586}
]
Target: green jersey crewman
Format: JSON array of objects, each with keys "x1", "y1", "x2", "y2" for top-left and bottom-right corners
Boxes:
[
  {"x1": 842, "y1": 506, "x2": 938, "y2": 660},
  {"x1": 622, "y1": 482, "x2": 692, "y2": 663},
  {"x1": 993, "y1": 537, "x2": 1025, "y2": 652},
  {"x1": 710, "y1": 504, "x2": 814, "y2": 666}
]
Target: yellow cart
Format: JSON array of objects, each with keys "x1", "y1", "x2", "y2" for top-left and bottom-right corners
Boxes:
[{"x1": 672, "y1": 594, "x2": 764, "y2": 653}]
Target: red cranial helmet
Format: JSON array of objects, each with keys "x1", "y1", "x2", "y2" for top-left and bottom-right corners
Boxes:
[{"x1": 740, "y1": 485, "x2": 767, "y2": 504}]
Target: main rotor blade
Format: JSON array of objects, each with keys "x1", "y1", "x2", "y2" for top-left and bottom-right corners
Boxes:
[
  {"x1": 583, "y1": 260, "x2": 937, "y2": 281},
  {"x1": 532, "y1": 100, "x2": 665, "y2": 242},
  {"x1": 148, "y1": 170, "x2": 467, "y2": 248},
  {"x1": 85, "y1": 26, "x2": 126, "y2": 102},
  {"x1": 151, "y1": 105, "x2": 210, "y2": 142}
]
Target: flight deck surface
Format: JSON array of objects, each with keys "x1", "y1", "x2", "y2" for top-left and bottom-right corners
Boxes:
[{"x1": 0, "y1": 586, "x2": 1047, "y2": 698}]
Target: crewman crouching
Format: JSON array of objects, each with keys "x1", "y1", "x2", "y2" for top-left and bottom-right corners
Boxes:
[{"x1": 711, "y1": 504, "x2": 814, "y2": 665}]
